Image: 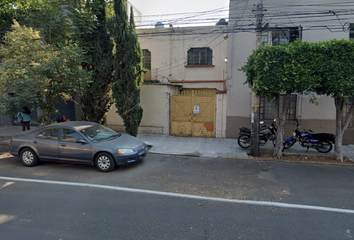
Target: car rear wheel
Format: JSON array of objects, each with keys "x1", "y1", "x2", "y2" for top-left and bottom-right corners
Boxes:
[
  {"x1": 315, "y1": 141, "x2": 332, "y2": 153},
  {"x1": 238, "y1": 134, "x2": 250, "y2": 148},
  {"x1": 20, "y1": 148, "x2": 38, "y2": 167},
  {"x1": 95, "y1": 153, "x2": 115, "y2": 172}
]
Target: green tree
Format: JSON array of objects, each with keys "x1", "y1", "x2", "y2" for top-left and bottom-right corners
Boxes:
[
  {"x1": 241, "y1": 40, "x2": 318, "y2": 159},
  {"x1": 109, "y1": 0, "x2": 145, "y2": 136},
  {"x1": 312, "y1": 39, "x2": 354, "y2": 162},
  {"x1": 0, "y1": 0, "x2": 19, "y2": 44},
  {"x1": 0, "y1": 21, "x2": 91, "y2": 125},
  {"x1": 70, "y1": 0, "x2": 115, "y2": 124},
  {"x1": 0, "y1": 0, "x2": 72, "y2": 46}
]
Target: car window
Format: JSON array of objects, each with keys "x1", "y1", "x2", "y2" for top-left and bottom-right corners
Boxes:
[
  {"x1": 36, "y1": 128, "x2": 59, "y2": 141},
  {"x1": 61, "y1": 129, "x2": 84, "y2": 142},
  {"x1": 80, "y1": 124, "x2": 120, "y2": 142}
]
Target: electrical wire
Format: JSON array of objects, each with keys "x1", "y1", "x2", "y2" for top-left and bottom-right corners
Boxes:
[
  {"x1": 133, "y1": 0, "x2": 354, "y2": 30},
  {"x1": 131, "y1": 0, "x2": 354, "y2": 74}
]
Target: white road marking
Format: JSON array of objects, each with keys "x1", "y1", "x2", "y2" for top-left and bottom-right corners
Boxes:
[{"x1": 1, "y1": 176, "x2": 354, "y2": 214}]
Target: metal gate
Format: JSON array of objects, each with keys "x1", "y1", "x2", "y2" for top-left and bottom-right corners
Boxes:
[{"x1": 170, "y1": 89, "x2": 216, "y2": 138}]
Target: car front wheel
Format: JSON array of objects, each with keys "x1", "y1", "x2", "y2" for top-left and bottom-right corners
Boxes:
[
  {"x1": 95, "y1": 153, "x2": 116, "y2": 172},
  {"x1": 20, "y1": 148, "x2": 38, "y2": 167}
]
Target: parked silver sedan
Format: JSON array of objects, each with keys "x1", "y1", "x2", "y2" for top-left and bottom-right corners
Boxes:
[{"x1": 10, "y1": 121, "x2": 148, "y2": 172}]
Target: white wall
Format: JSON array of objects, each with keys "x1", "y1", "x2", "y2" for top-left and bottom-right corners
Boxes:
[{"x1": 227, "y1": 0, "x2": 354, "y2": 123}]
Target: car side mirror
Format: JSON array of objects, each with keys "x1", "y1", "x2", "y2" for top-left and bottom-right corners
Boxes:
[{"x1": 76, "y1": 139, "x2": 88, "y2": 144}]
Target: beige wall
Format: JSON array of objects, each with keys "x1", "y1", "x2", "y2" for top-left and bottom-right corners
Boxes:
[
  {"x1": 107, "y1": 84, "x2": 180, "y2": 134},
  {"x1": 107, "y1": 25, "x2": 228, "y2": 137},
  {"x1": 138, "y1": 26, "x2": 228, "y2": 86},
  {"x1": 226, "y1": 0, "x2": 354, "y2": 139}
]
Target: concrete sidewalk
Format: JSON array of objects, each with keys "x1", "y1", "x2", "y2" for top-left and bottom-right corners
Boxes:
[{"x1": 1, "y1": 125, "x2": 353, "y2": 161}]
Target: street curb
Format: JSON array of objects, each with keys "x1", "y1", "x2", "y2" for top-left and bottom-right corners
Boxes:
[{"x1": 146, "y1": 152, "x2": 354, "y2": 167}]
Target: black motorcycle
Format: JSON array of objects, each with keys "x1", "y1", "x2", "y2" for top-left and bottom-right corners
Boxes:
[
  {"x1": 283, "y1": 119, "x2": 335, "y2": 153},
  {"x1": 238, "y1": 121, "x2": 277, "y2": 148}
]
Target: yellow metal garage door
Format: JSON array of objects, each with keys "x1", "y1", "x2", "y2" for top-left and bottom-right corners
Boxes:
[{"x1": 170, "y1": 89, "x2": 216, "y2": 138}]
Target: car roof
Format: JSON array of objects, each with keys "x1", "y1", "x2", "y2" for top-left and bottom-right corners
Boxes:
[{"x1": 49, "y1": 121, "x2": 99, "y2": 131}]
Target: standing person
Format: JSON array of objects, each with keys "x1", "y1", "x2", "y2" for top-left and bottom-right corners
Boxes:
[{"x1": 18, "y1": 106, "x2": 31, "y2": 131}]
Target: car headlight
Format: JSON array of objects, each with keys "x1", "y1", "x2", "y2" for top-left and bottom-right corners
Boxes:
[{"x1": 117, "y1": 149, "x2": 135, "y2": 155}]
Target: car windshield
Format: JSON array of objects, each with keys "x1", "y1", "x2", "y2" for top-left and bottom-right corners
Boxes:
[{"x1": 79, "y1": 124, "x2": 121, "y2": 142}]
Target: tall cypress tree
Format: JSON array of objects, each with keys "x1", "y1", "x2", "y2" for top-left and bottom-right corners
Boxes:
[
  {"x1": 110, "y1": 0, "x2": 144, "y2": 136},
  {"x1": 71, "y1": 0, "x2": 114, "y2": 123}
]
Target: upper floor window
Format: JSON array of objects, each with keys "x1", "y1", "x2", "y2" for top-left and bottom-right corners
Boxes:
[
  {"x1": 271, "y1": 27, "x2": 301, "y2": 46},
  {"x1": 350, "y1": 23, "x2": 354, "y2": 39},
  {"x1": 142, "y1": 49, "x2": 151, "y2": 70},
  {"x1": 187, "y1": 47, "x2": 213, "y2": 66},
  {"x1": 260, "y1": 94, "x2": 297, "y2": 121}
]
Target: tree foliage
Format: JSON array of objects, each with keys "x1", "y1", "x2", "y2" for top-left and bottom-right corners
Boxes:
[
  {"x1": 70, "y1": 0, "x2": 115, "y2": 124},
  {"x1": 242, "y1": 40, "x2": 318, "y2": 159},
  {"x1": 0, "y1": 21, "x2": 91, "y2": 125},
  {"x1": 0, "y1": 0, "x2": 72, "y2": 45},
  {"x1": 242, "y1": 39, "x2": 354, "y2": 161},
  {"x1": 109, "y1": 0, "x2": 145, "y2": 136},
  {"x1": 311, "y1": 39, "x2": 354, "y2": 161}
]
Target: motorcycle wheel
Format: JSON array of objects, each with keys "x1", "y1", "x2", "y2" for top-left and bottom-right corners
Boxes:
[
  {"x1": 238, "y1": 134, "x2": 250, "y2": 148},
  {"x1": 315, "y1": 141, "x2": 332, "y2": 153},
  {"x1": 283, "y1": 138, "x2": 296, "y2": 149}
]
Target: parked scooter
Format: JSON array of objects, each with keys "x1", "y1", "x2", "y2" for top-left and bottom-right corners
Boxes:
[
  {"x1": 283, "y1": 119, "x2": 335, "y2": 153},
  {"x1": 238, "y1": 121, "x2": 277, "y2": 148}
]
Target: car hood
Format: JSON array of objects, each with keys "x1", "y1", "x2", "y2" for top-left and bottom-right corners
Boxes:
[{"x1": 94, "y1": 134, "x2": 145, "y2": 149}]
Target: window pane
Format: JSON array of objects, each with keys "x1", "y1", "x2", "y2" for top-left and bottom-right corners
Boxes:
[
  {"x1": 36, "y1": 128, "x2": 59, "y2": 140},
  {"x1": 62, "y1": 129, "x2": 83, "y2": 142},
  {"x1": 350, "y1": 23, "x2": 354, "y2": 39},
  {"x1": 187, "y1": 48, "x2": 212, "y2": 66},
  {"x1": 200, "y1": 52, "x2": 206, "y2": 65},
  {"x1": 142, "y1": 49, "x2": 151, "y2": 70},
  {"x1": 193, "y1": 54, "x2": 200, "y2": 65}
]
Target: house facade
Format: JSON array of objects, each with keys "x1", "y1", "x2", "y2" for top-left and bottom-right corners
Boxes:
[
  {"x1": 107, "y1": 24, "x2": 229, "y2": 138},
  {"x1": 226, "y1": 0, "x2": 354, "y2": 144}
]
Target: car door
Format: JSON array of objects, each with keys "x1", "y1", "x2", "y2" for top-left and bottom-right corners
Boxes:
[
  {"x1": 58, "y1": 128, "x2": 92, "y2": 163},
  {"x1": 34, "y1": 127, "x2": 60, "y2": 160}
]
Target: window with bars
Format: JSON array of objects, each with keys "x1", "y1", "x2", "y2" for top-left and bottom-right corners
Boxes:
[
  {"x1": 260, "y1": 94, "x2": 297, "y2": 120},
  {"x1": 142, "y1": 49, "x2": 151, "y2": 70},
  {"x1": 187, "y1": 47, "x2": 213, "y2": 66}
]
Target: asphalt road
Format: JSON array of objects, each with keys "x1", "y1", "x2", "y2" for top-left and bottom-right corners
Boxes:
[{"x1": 0, "y1": 152, "x2": 353, "y2": 239}]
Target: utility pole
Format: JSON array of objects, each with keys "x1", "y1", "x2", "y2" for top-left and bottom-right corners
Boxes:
[{"x1": 250, "y1": 0, "x2": 265, "y2": 156}]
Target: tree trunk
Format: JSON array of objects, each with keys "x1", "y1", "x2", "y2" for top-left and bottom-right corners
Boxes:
[
  {"x1": 334, "y1": 96, "x2": 354, "y2": 162},
  {"x1": 273, "y1": 92, "x2": 292, "y2": 159},
  {"x1": 273, "y1": 95, "x2": 282, "y2": 158},
  {"x1": 334, "y1": 96, "x2": 343, "y2": 162}
]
